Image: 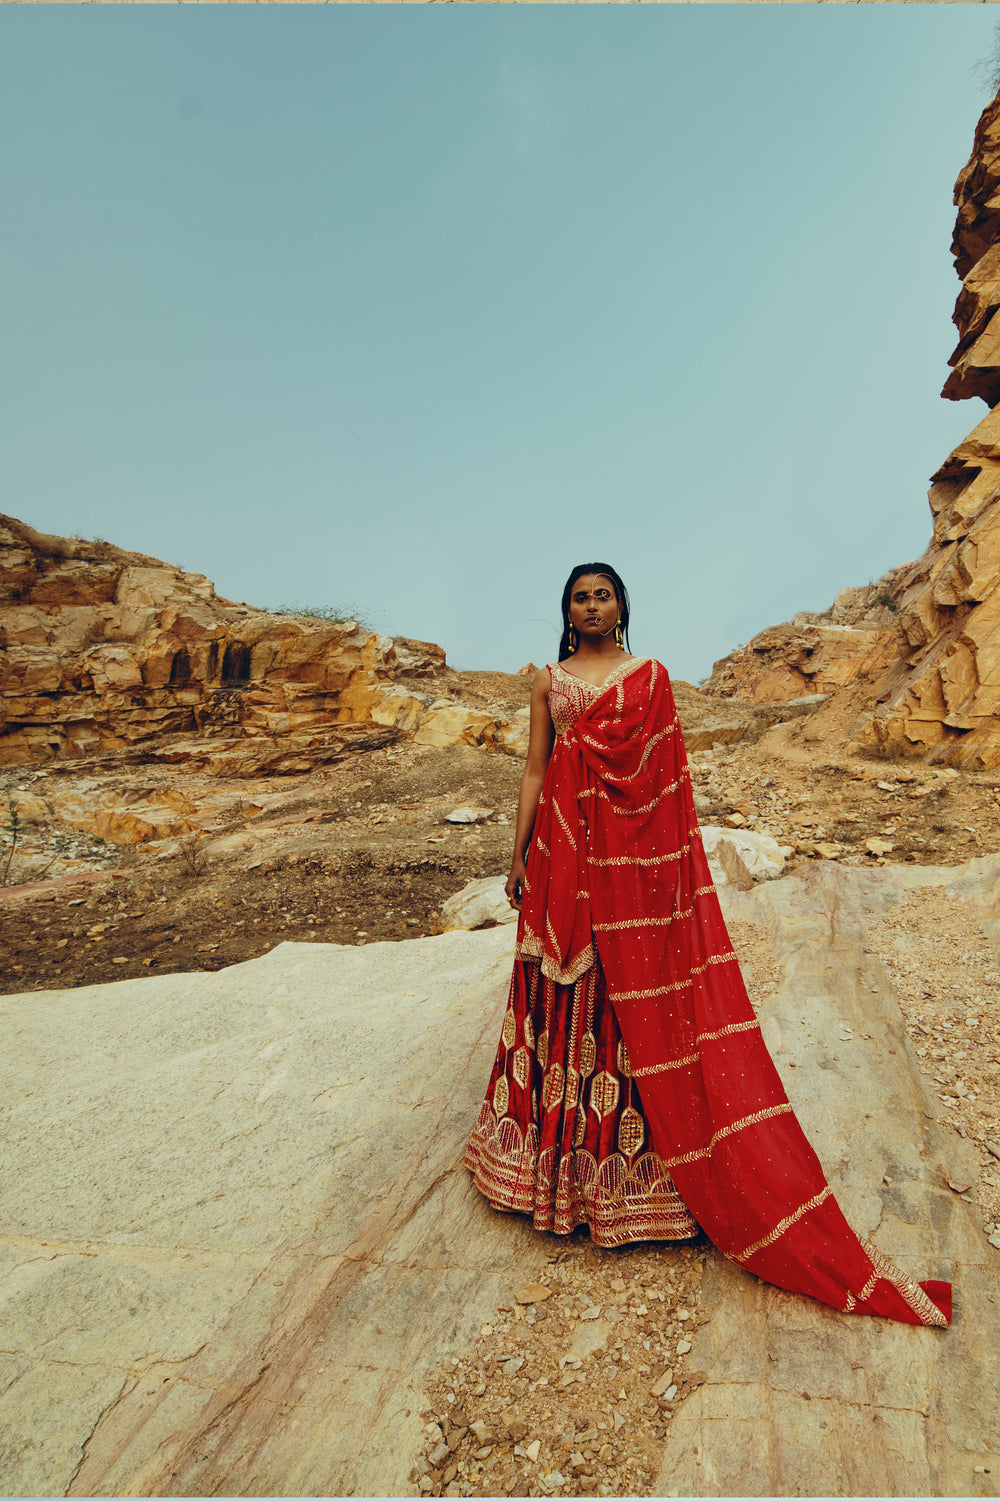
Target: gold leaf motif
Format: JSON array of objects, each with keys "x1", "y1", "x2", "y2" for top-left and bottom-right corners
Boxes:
[
  {"x1": 524, "y1": 1013, "x2": 535, "y2": 1049},
  {"x1": 589, "y1": 1070, "x2": 620, "y2": 1120},
  {"x1": 493, "y1": 1075, "x2": 509, "y2": 1118},
  {"x1": 565, "y1": 1069, "x2": 579, "y2": 1111},
  {"x1": 617, "y1": 1039, "x2": 633, "y2": 1077},
  {"x1": 512, "y1": 1046, "x2": 530, "y2": 1091},
  {"x1": 579, "y1": 1031, "x2": 597, "y2": 1077},
  {"x1": 543, "y1": 1063, "x2": 566, "y2": 1112},
  {"x1": 502, "y1": 1010, "x2": 517, "y2": 1050},
  {"x1": 537, "y1": 1029, "x2": 549, "y2": 1070},
  {"x1": 573, "y1": 1105, "x2": 587, "y2": 1147},
  {"x1": 618, "y1": 1106, "x2": 644, "y2": 1157}
]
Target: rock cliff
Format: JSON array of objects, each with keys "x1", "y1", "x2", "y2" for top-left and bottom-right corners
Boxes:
[{"x1": 708, "y1": 93, "x2": 1000, "y2": 771}]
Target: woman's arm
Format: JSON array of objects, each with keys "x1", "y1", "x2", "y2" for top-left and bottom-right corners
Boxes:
[{"x1": 506, "y1": 667, "x2": 556, "y2": 910}]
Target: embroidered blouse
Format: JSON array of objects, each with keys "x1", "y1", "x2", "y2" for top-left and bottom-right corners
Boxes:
[{"x1": 547, "y1": 657, "x2": 649, "y2": 737}]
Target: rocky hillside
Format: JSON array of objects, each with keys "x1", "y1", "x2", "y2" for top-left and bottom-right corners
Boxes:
[
  {"x1": 1, "y1": 512, "x2": 808, "y2": 779},
  {"x1": 707, "y1": 93, "x2": 1000, "y2": 773},
  {"x1": 0, "y1": 513, "x2": 530, "y2": 769}
]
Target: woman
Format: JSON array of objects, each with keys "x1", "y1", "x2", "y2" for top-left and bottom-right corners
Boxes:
[{"x1": 465, "y1": 563, "x2": 951, "y2": 1328}]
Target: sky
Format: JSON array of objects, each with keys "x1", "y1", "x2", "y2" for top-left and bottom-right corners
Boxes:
[{"x1": 2, "y1": 5, "x2": 999, "y2": 682}]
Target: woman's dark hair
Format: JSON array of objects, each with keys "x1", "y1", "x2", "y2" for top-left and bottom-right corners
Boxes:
[{"x1": 557, "y1": 563, "x2": 632, "y2": 660}]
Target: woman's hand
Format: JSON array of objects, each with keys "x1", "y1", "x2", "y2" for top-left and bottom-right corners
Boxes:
[{"x1": 506, "y1": 855, "x2": 527, "y2": 912}]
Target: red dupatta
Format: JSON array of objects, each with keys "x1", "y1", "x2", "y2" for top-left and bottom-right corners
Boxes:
[{"x1": 516, "y1": 657, "x2": 951, "y2": 1327}]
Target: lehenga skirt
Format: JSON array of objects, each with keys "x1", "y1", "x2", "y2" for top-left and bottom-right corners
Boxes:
[{"x1": 465, "y1": 954, "x2": 700, "y2": 1248}]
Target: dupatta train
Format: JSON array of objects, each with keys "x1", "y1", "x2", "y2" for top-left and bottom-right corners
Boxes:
[{"x1": 513, "y1": 657, "x2": 950, "y2": 1328}]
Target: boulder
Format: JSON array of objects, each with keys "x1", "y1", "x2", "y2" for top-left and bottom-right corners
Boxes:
[
  {"x1": 701, "y1": 825, "x2": 787, "y2": 883},
  {"x1": 440, "y1": 874, "x2": 518, "y2": 931}
]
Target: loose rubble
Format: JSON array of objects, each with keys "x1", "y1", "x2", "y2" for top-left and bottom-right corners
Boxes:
[{"x1": 412, "y1": 1239, "x2": 707, "y2": 1499}]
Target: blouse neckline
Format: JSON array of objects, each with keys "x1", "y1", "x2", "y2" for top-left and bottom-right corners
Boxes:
[{"x1": 551, "y1": 656, "x2": 649, "y2": 695}]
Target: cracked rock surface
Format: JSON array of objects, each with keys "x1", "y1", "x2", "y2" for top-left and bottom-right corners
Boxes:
[{"x1": 0, "y1": 862, "x2": 998, "y2": 1497}]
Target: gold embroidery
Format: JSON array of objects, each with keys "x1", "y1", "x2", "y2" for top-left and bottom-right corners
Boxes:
[
  {"x1": 524, "y1": 1013, "x2": 535, "y2": 1049},
  {"x1": 553, "y1": 797, "x2": 577, "y2": 848},
  {"x1": 493, "y1": 1076, "x2": 509, "y2": 1117},
  {"x1": 579, "y1": 1031, "x2": 597, "y2": 1077},
  {"x1": 617, "y1": 1038, "x2": 633, "y2": 1077},
  {"x1": 588, "y1": 847, "x2": 689, "y2": 868},
  {"x1": 537, "y1": 1028, "x2": 549, "y2": 1070},
  {"x1": 734, "y1": 1187, "x2": 832, "y2": 1262},
  {"x1": 609, "y1": 952, "x2": 737, "y2": 1003},
  {"x1": 618, "y1": 1106, "x2": 645, "y2": 1157},
  {"x1": 464, "y1": 1100, "x2": 699, "y2": 1248},
  {"x1": 573, "y1": 1105, "x2": 587, "y2": 1148},
  {"x1": 594, "y1": 916, "x2": 678, "y2": 931},
  {"x1": 565, "y1": 1068, "x2": 580, "y2": 1111},
  {"x1": 699, "y1": 1019, "x2": 759, "y2": 1044},
  {"x1": 856, "y1": 1235, "x2": 948, "y2": 1327},
  {"x1": 543, "y1": 1063, "x2": 566, "y2": 1112},
  {"x1": 633, "y1": 1052, "x2": 699, "y2": 1078},
  {"x1": 590, "y1": 1070, "x2": 620, "y2": 1119},
  {"x1": 511, "y1": 1046, "x2": 530, "y2": 1091},
  {"x1": 661, "y1": 1103, "x2": 794, "y2": 1171},
  {"x1": 593, "y1": 782, "x2": 685, "y2": 814},
  {"x1": 501, "y1": 1009, "x2": 516, "y2": 1050}
]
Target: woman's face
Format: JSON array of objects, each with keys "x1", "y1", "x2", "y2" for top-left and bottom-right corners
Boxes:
[{"x1": 568, "y1": 573, "x2": 619, "y2": 641}]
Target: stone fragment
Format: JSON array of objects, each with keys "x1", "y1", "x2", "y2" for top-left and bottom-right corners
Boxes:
[
  {"x1": 524, "y1": 1440, "x2": 541, "y2": 1462},
  {"x1": 651, "y1": 1369, "x2": 675, "y2": 1397},
  {"x1": 514, "y1": 1284, "x2": 551, "y2": 1304},
  {"x1": 866, "y1": 838, "x2": 895, "y2": 856},
  {"x1": 676, "y1": 1339, "x2": 692, "y2": 1355},
  {"x1": 444, "y1": 807, "x2": 493, "y2": 825}
]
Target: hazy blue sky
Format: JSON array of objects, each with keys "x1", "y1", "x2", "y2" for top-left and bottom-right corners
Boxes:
[{"x1": 3, "y1": 6, "x2": 998, "y2": 680}]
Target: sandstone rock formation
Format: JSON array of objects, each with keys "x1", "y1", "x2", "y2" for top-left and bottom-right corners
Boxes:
[
  {"x1": 707, "y1": 93, "x2": 1000, "y2": 772},
  {"x1": 1, "y1": 863, "x2": 996, "y2": 1498},
  {"x1": 704, "y1": 574, "x2": 906, "y2": 706},
  {"x1": 2, "y1": 516, "x2": 792, "y2": 788},
  {"x1": 0, "y1": 514, "x2": 525, "y2": 768}
]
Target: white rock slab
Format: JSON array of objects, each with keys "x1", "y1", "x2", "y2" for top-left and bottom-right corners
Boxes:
[
  {"x1": 440, "y1": 874, "x2": 518, "y2": 930},
  {"x1": 2, "y1": 860, "x2": 998, "y2": 1498},
  {"x1": 0, "y1": 926, "x2": 534, "y2": 1499}
]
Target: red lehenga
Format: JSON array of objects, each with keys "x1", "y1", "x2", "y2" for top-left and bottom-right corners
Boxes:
[{"x1": 465, "y1": 657, "x2": 952, "y2": 1327}]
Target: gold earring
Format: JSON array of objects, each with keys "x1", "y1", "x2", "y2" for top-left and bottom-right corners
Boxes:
[
  {"x1": 615, "y1": 621, "x2": 624, "y2": 649},
  {"x1": 568, "y1": 625, "x2": 578, "y2": 653}
]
